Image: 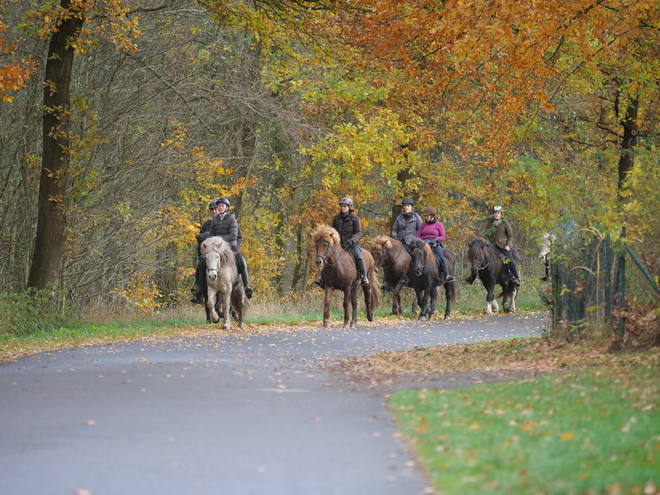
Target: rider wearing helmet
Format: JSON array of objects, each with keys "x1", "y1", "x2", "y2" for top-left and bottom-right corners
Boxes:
[
  {"x1": 191, "y1": 200, "x2": 220, "y2": 304},
  {"x1": 208, "y1": 197, "x2": 254, "y2": 298},
  {"x1": 391, "y1": 197, "x2": 422, "y2": 248},
  {"x1": 417, "y1": 206, "x2": 455, "y2": 283},
  {"x1": 314, "y1": 197, "x2": 369, "y2": 288},
  {"x1": 466, "y1": 205, "x2": 520, "y2": 286}
]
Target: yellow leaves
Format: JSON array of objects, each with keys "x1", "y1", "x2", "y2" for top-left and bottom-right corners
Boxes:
[
  {"x1": 111, "y1": 272, "x2": 164, "y2": 314},
  {"x1": 560, "y1": 431, "x2": 574, "y2": 441}
]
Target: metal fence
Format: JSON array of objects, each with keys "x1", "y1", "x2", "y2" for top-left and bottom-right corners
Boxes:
[{"x1": 549, "y1": 234, "x2": 618, "y2": 333}]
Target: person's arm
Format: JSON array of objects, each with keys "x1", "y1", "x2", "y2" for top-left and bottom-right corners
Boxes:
[
  {"x1": 435, "y1": 222, "x2": 446, "y2": 243},
  {"x1": 223, "y1": 216, "x2": 238, "y2": 243},
  {"x1": 504, "y1": 221, "x2": 514, "y2": 247},
  {"x1": 350, "y1": 216, "x2": 362, "y2": 245}
]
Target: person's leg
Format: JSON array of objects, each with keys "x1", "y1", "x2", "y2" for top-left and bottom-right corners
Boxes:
[
  {"x1": 433, "y1": 245, "x2": 455, "y2": 283},
  {"x1": 191, "y1": 257, "x2": 206, "y2": 304},
  {"x1": 352, "y1": 246, "x2": 369, "y2": 285},
  {"x1": 234, "y1": 248, "x2": 254, "y2": 298}
]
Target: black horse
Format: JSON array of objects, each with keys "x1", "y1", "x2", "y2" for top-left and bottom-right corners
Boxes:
[
  {"x1": 467, "y1": 237, "x2": 521, "y2": 314},
  {"x1": 409, "y1": 239, "x2": 456, "y2": 320}
]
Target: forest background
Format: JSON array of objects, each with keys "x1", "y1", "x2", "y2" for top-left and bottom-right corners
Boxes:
[{"x1": 1, "y1": 0, "x2": 659, "y2": 318}]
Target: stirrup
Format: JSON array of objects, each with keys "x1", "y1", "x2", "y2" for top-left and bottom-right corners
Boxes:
[
  {"x1": 445, "y1": 275, "x2": 455, "y2": 283},
  {"x1": 314, "y1": 278, "x2": 325, "y2": 289},
  {"x1": 360, "y1": 276, "x2": 369, "y2": 285},
  {"x1": 245, "y1": 286, "x2": 254, "y2": 299}
]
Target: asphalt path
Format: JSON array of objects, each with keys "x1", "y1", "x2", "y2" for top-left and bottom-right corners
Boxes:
[{"x1": 1, "y1": 312, "x2": 547, "y2": 495}]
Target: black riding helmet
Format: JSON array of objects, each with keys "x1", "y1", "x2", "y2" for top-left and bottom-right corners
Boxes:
[
  {"x1": 402, "y1": 197, "x2": 414, "y2": 206},
  {"x1": 217, "y1": 197, "x2": 231, "y2": 207},
  {"x1": 208, "y1": 200, "x2": 218, "y2": 210}
]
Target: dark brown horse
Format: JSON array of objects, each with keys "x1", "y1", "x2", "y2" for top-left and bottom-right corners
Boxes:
[
  {"x1": 467, "y1": 237, "x2": 521, "y2": 314},
  {"x1": 408, "y1": 239, "x2": 456, "y2": 320},
  {"x1": 312, "y1": 225, "x2": 380, "y2": 328},
  {"x1": 369, "y1": 236, "x2": 418, "y2": 315}
]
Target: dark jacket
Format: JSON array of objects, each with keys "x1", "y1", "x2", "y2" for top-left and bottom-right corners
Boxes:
[
  {"x1": 332, "y1": 211, "x2": 362, "y2": 247},
  {"x1": 391, "y1": 212, "x2": 422, "y2": 246},
  {"x1": 207, "y1": 212, "x2": 239, "y2": 248}
]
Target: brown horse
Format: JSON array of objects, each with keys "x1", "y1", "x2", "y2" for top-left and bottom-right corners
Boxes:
[
  {"x1": 467, "y1": 237, "x2": 521, "y2": 314},
  {"x1": 409, "y1": 239, "x2": 456, "y2": 320},
  {"x1": 369, "y1": 236, "x2": 418, "y2": 315},
  {"x1": 312, "y1": 225, "x2": 380, "y2": 328}
]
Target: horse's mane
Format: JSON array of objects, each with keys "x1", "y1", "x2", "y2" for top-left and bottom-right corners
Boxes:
[
  {"x1": 411, "y1": 238, "x2": 435, "y2": 263},
  {"x1": 200, "y1": 236, "x2": 234, "y2": 264},
  {"x1": 468, "y1": 237, "x2": 521, "y2": 264},
  {"x1": 312, "y1": 225, "x2": 340, "y2": 246},
  {"x1": 370, "y1": 235, "x2": 397, "y2": 251}
]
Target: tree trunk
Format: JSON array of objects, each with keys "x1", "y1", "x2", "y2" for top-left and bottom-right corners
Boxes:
[
  {"x1": 27, "y1": 0, "x2": 84, "y2": 290},
  {"x1": 617, "y1": 96, "x2": 639, "y2": 195}
]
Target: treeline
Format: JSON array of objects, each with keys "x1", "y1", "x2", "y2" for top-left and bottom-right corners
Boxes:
[{"x1": 1, "y1": 0, "x2": 659, "y2": 311}]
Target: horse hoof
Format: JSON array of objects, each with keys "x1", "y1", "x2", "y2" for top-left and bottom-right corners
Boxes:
[
  {"x1": 223, "y1": 323, "x2": 230, "y2": 330},
  {"x1": 444, "y1": 315, "x2": 451, "y2": 320},
  {"x1": 323, "y1": 322, "x2": 330, "y2": 328},
  {"x1": 238, "y1": 322, "x2": 244, "y2": 328},
  {"x1": 419, "y1": 315, "x2": 427, "y2": 321}
]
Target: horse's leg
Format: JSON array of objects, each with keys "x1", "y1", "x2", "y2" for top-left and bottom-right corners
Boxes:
[
  {"x1": 350, "y1": 286, "x2": 360, "y2": 327},
  {"x1": 343, "y1": 289, "x2": 353, "y2": 329},
  {"x1": 510, "y1": 285, "x2": 518, "y2": 313},
  {"x1": 417, "y1": 287, "x2": 429, "y2": 320},
  {"x1": 443, "y1": 283, "x2": 452, "y2": 320},
  {"x1": 208, "y1": 287, "x2": 220, "y2": 323},
  {"x1": 323, "y1": 288, "x2": 333, "y2": 327},
  {"x1": 485, "y1": 283, "x2": 497, "y2": 315},
  {"x1": 221, "y1": 287, "x2": 232, "y2": 330},
  {"x1": 363, "y1": 284, "x2": 374, "y2": 322},
  {"x1": 428, "y1": 286, "x2": 438, "y2": 319}
]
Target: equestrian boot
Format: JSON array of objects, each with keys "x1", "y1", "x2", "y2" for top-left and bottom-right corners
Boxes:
[
  {"x1": 240, "y1": 266, "x2": 254, "y2": 299},
  {"x1": 236, "y1": 252, "x2": 254, "y2": 299},
  {"x1": 464, "y1": 269, "x2": 477, "y2": 285},
  {"x1": 190, "y1": 288, "x2": 204, "y2": 305}
]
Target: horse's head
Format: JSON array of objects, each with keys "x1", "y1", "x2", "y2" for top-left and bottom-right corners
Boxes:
[
  {"x1": 369, "y1": 236, "x2": 392, "y2": 269},
  {"x1": 205, "y1": 250, "x2": 220, "y2": 281},
  {"x1": 312, "y1": 225, "x2": 340, "y2": 267},
  {"x1": 201, "y1": 236, "x2": 232, "y2": 282},
  {"x1": 410, "y1": 239, "x2": 433, "y2": 276},
  {"x1": 467, "y1": 237, "x2": 491, "y2": 272}
]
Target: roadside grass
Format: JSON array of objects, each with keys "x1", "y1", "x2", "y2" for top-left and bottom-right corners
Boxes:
[{"x1": 390, "y1": 354, "x2": 660, "y2": 495}]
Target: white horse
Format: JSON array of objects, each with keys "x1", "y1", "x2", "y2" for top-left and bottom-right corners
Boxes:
[{"x1": 200, "y1": 236, "x2": 245, "y2": 330}]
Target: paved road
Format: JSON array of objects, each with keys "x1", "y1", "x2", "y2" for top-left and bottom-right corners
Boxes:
[{"x1": 1, "y1": 313, "x2": 547, "y2": 495}]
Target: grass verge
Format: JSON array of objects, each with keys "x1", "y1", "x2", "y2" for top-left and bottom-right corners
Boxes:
[{"x1": 390, "y1": 354, "x2": 659, "y2": 494}]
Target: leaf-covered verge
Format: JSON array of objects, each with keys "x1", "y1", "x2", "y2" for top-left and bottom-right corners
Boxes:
[{"x1": 390, "y1": 354, "x2": 660, "y2": 495}]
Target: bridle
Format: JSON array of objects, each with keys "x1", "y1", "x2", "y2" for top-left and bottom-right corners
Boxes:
[
  {"x1": 473, "y1": 246, "x2": 494, "y2": 271},
  {"x1": 316, "y1": 240, "x2": 343, "y2": 267}
]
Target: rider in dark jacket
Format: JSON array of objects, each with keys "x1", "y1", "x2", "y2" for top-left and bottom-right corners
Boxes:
[
  {"x1": 207, "y1": 197, "x2": 254, "y2": 298},
  {"x1": 391, "y1": 197, "x2": 422, "y2": 247},
  {"x1": 314, "y1": 196, "x2": 369, "y2": 288},
  {"x1": 191, "y1": 200, "x2": 218, "y2": 304}
]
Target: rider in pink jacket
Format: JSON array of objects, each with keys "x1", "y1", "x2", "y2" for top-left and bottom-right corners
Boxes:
[{"x1": 417, "y1": 207, "x2": 455, "y2": 283}]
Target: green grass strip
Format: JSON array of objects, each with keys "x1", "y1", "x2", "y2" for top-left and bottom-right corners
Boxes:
[{"x1": 390, "y1": 362, "x2": 660, "y2": 494}]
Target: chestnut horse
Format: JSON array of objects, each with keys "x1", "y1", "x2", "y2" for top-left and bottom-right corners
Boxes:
[
  {"x1": 369, "y1": 236, "x2": 418, "y2": 315},
  {"x1": 312, "y1": 225, "x2": 380, "y2": 328},
  {"x1": 200, "y1": 236, "x2": 246, "y2": 329},
  {"x1": 467, "y1": 237, "x2": 521, "y2": 314},
  {"x1": 408, "y1": 239, "x2": 456, "y2": 320}
]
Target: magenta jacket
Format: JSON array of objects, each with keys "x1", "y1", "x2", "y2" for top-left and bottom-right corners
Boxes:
[{"x1": 417, "y1": 220, "x2": 447, "y2": 243}]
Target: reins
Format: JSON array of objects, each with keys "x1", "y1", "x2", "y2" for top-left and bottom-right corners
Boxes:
[{"x1": 316, "y1": 240, "x2": 344, "y2": 267}]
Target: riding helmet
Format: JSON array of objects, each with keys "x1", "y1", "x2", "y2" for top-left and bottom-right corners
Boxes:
[
  {"x1": 208, "y1": 200, "x2": 218, "y2": 210},
  {"x1": 402, "y1": 197, "x2": 414, "y2": 205},
  {"x1": 422, "y1": 206, "x2": 436, "y2": 217},
  {"x1": 217, "y1": 197, "x2": 231, "y2": 207},
  {"x1": 339, "y1": 197, "x2": 353, "y2": 207},
  {"x1": 493, "y1": 205, "x2": 503, "y2": 212}
]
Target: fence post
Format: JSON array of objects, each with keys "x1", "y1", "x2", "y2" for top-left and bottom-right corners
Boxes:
[{"x1": 618, "y1": 227, "x2": 626, "y2": 342}]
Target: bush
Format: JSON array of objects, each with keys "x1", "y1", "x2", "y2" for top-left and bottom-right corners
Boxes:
[{"x1": 0, "y1": 289, "x2": 79, "y2": 335}]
